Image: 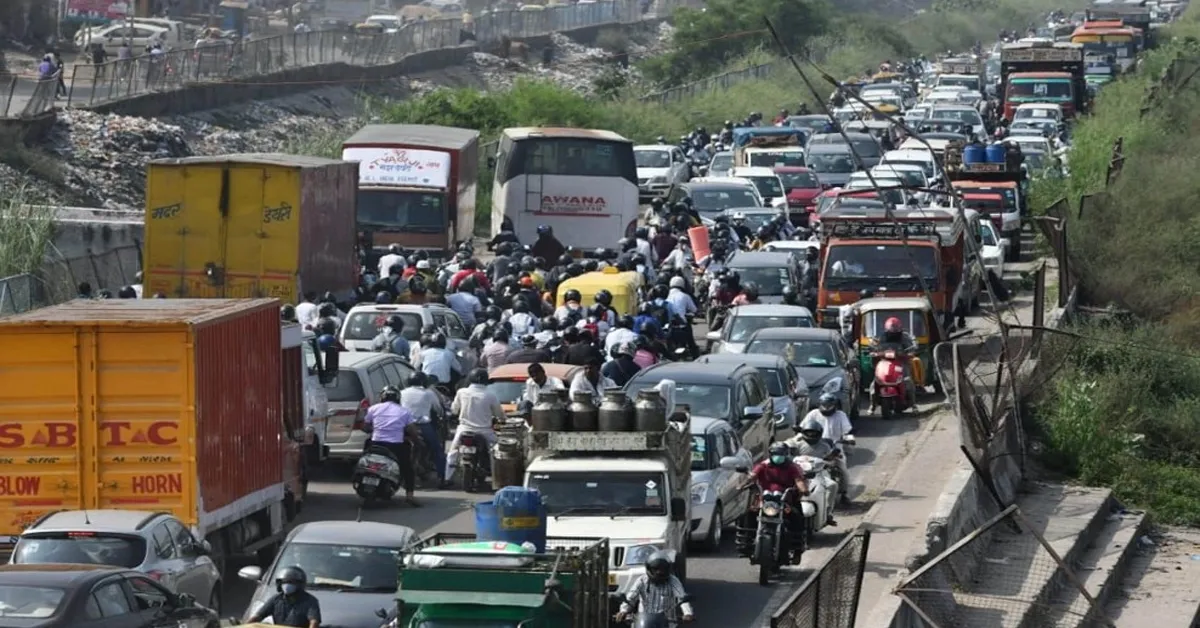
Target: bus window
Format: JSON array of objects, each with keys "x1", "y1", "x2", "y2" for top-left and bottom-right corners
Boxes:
[{"x1": 501, "y1": 138, "x2": 636, "y2": 183}]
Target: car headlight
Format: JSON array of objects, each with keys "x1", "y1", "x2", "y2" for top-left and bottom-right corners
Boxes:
[
  {"x1": 623, "y1": 544, "x2": 663, "y2": 566},
  {"x1": 691, "y1": 482, "x2": 710, "y2": 503},
  {"x1": 982, "y1": 254, "x2": 1001, "y2": 265}
]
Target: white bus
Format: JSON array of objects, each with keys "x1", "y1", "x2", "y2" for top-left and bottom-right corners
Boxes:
[{"x1": 490, "y1": 127, "x2": 640, "y2": 249}]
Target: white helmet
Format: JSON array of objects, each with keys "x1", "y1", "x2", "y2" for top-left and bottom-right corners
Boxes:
[
  {"x1": 669, "y1": 276, "x2": 686, "y2": 289},
  {"x1": 732, "y1": 211, "x2": 746, "y2": 222}
]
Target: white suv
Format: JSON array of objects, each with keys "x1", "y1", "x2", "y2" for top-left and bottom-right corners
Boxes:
[{"x1": 338, "y1": 302, "x2": 477, "y2": 373}]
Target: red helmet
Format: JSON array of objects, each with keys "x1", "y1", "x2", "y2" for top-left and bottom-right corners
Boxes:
[{"x1": 884, "y1": 317, "x2": 902, "y2": 333}]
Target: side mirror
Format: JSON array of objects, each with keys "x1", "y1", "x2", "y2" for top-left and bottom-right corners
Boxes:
[
  {"x1": 743, "y1": 406, "x2": 765, "y2": 420},
  {"x1": 1000, "y1": 237, "x2": 1011, "y2": 251},
  {"x1": 718, "y1": 455, "x2": 742, "y2": 471},
  {"x1": 669, "y1": 497, "x2": 687, "y2": 521},
  {"x1": 376, "y1": 609, "x2": 389, "y2": 619},
  {"x1": 237, "y1": 565, "x2": 264, "y2": 582},
  {"x1": 705, "y1": 331, "x2": 720, "y2": 342},
  {"x1": 176, "y1": 592, "x2": 197, "y2": 608}
]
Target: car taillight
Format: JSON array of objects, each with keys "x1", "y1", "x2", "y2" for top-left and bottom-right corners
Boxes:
[
  {"x1": 353, "y1": 398, "x2": 369, "y2": 431},
  {"x1": 146, "y1": 570, "x2": 167, "y2": 582}
]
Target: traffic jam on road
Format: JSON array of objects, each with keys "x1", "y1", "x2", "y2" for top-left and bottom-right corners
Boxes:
[{"x1": 0, "y1": 0, "x2": 1170, "y2": 626}]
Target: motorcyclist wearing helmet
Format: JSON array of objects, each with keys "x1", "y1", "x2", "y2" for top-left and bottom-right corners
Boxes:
[
  {"x1": 731, "y1": 282, "x2": 759, "y2": 306},
  {"x1": 616, "y1": 550, "x2": 694, "y2": 624},
  {"x1": 419, "y1": 332, "x2": 462, "y2": 388},
  {"x1": 470, "y1": 305, "x2": 504, "y2": 350},
  {"x1": 377, "y1": 243, "x2": 406, "y2": 280},
  {"x1": 730, "y1": 212, "x2": 753, "y2": 243},
  {"x1": 604, "y1": 314, "x2": 638, "y2": 358},
  {"x1": 371, "y1": 314, "x2": 411, "y2": 357},
  {"x1": 592, "y1": 290, "x2": 618, "y2": 327},
  {"x1": 649, "y1": 223, "x2": 676, "y2": 262},
  {"x1": 601, "y1": 341, "x2": 641, "y2": 387},
  {"x1": 740, "y1": 442, "x2": 809, "y2": 554},
  {"x1": 486, "y1": 216, "x2": 520, "y2": 251},
  {"x1": 782, "y1": 286, "x2": 800, "y2": 306},
  {"x1": 554, "y1": 289, "x2": 586, "y2": 325},
  {"x1": 871, "y1": 316, "x2": 917, "y2": 355},
  {"x1": 801, "y1": 393, "x2": 854, "y2": 504},
  {"x1": 786, "y1": 417, "x2": 839, "y2": 525},
  {"x1": 446, "y1": 368, "x2": 506, "y2": 482},
  {"x1": 531, "y1": 224, "x2": 567, "y2": 262},
  {"x1": 364, "y1": 386, "x2": 421, "y2": 506},
  {"x1": 247, "y1": 565, "x2": 321, "y2": 627},
  {"x1": 280, "y1": 304, "x2": 298, "y2": 323},
  {"x1": 750, "y1": 225, "x2": 774, "y2": 251}
]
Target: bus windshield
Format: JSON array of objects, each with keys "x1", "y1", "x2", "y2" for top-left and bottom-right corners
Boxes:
[
  {"x1": 357, "y1": 190, "x2": 446, "y2": 232},
  {"x1": 1007, "y1": 79, "x2": 1073, "y2": 101}
]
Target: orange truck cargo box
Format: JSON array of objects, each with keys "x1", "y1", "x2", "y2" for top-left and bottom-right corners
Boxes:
[{"x1": 0, "y1": 299, "x2": 285, "y2": 543}]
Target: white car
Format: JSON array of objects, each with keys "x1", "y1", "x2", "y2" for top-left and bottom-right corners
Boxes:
[
  {"x1": 1013, "y1": 103, "x2": 1064, "y2": 124},
  {"x1": 1002, "y1": 134, "x2": 1053, "y2": 156},
  {"x1": 707, "y1": 151, "x2": 735, "y2": 178},
  {"x1": 730, "y1": 166, "x2": 788, "y2": 209},
  {"x1": 929, "y1": 105, "x2": 987, "y2": 141},
  {"x1": 364, "y1": 14, "x2": 402, "y2": 32},
  {"x1": 881, "y1": 148, "x2": 939, "y2": 184},
  {"x1": 636, "y1": 144, "x2": 691, "y2": 198},
  {"x1": 978, "y1": 220, "x2": 1007, "y2": 281}
]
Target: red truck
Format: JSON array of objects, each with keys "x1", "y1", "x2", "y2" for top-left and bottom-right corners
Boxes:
[{"x1": 342, "y1": 124, "x2": 481, "y2": 258}]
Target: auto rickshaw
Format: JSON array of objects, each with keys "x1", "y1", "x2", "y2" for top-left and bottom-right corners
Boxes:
[
  {"x1": 554, "y1": 267, "x2": 643, "y2": 316},
  {"x1": 852, "y1": 296, "x2": 943, "y2": 395}
]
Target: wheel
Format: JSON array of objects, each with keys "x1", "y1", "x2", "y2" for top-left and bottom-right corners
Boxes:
[
  {"x1": 756, "y1": 534, "x2": 774, "y2": 586},
  {"x1": 702, "y1": 504, "x2": 723, "y2": 552},
  {"x1": 207, "y1": 587, "x2": 222, "y2": 614},
  {"x1": 1006, "y1": 235, "x2": 1021, "y2": 262},
  {"x1": 849, "y1": 395, "x2": 860, "y2": 420}
]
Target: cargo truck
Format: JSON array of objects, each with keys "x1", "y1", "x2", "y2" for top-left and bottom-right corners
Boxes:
[
  {"x1": 387, "y1": 533, "x2": 609, "y2": 627},
  {"x1": 999, "y1": 41, "x2": 1087, "y2": 121},
  {"x1": 342, "y1": 124, "x2": 480, "y2": 259},
  {"x1": 0, "y1": 299, "x2": 338, "y2": 572},
  {"x1": 523, "y1": 417, "x2": 692, "y2": 613},
  {"x1": 143, "y1": 154, "x2": 359, "y2": 305}
]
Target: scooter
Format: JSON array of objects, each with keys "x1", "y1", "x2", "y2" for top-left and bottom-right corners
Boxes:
[
  {"x1": 871, "y1": 349, "x2": 916, "y2": 418},
  {"x1": 352, "y1": 443, "x2": 402, "y2": 506},
  {"x1": 793, "y1": 454, "x2": 840, "y2": 541}
]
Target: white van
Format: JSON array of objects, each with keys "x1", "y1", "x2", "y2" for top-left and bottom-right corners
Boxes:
[{"x1": 76, "y1": 21, "x2": 174, "y2": 55}]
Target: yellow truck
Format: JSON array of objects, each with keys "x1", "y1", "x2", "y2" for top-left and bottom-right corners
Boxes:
[
  {"x1": 0, "y1": 298, "x2": 308, "y2": 570},
  {"x1": 143, "y1": 153, "x2": 359, "y2": 304}
]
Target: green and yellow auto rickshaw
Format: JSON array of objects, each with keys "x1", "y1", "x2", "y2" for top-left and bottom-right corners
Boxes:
[{"x1": 853, "y1": 296, "x2": 943, "y2": 395}]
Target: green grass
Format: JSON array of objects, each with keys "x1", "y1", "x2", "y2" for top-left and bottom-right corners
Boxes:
[
  {"x1": 1029, "y1": 4, "x2": 1200, "y2": 526},
  {"x1": 0, "y1": 184, "x2": 56, "y2": 278}
]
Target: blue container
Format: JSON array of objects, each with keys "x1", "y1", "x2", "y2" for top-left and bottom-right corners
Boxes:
[
  {"x1": 962, "y1": 144, "x2": 986, "y2": 165},
  {"x1": 475, "y1": 487, "x2": 547, "y2": 552},
  {"x1": 985, "y1": 143, "x2": 1007, "y2": 164}
]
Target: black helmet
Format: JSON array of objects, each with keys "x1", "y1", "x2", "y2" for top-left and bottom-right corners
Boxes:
[
  {"x1": 485, "y1": 305, "x2": 503, "y2": 321},
  {"x1": 118, "y1": 285, "x2": 137, "y2": 299},
  {"x1": 275, "y1": 565, "x2": 307, "y2": 593},
  {"x1": 594, "y1": 289, "x2": 613, "y2": 306},
  {"x1": 769, "y1": 441, "x2": 790, "y2": 465},
  {"x1": 819, "y1": 392, "x2": 838, "y2": 415},
  {"x1": 742, "y1": 282, "x2": 759, "y2": 300},
  {"x1": 469, "y1": 367, "x2": 490, "y2": 386},
  {"x1": 541, "y1": 316, "x2": 558, "y2": 331},
  {"x1": 617, "y1": 314, "x2": 634, "y2": 330},
  {"x1": 782, "y1": 286, "x2": 798, "y2": 304},
  {"x1": 557, "y1": 254, "x2": 573, "y2": 267},
  {"x1": 280, "y1": 304, "x2": 297, "y2": 322},
  {"x1": 321, "y1": 291, "x2": 337, "y2": 304},
  {"x1": 650, "y1": 197, "x2": 665, "y2": 210},
  {"x1": 645, "y1": 550, "x2": 672, "y2": 584},
  {"x1": 381, "y1": 385, "x2": 400, "y2": 403},
  {"x1": 859, "y1": 289, "x2": 875, "y2": 300},
  {"x1": 318, "y1": 302, "x2": 337, "y2": 318},
  {"x1": 564, "y1": 289, "x2": 582, "y2": 303},
  {"x1": 375, "y1": 291, "x2": 393, "y2": 304},
  {"x1": 386, "y1": 314, "x2": 405, "y2": 332},
  {"x1": 316, "y1": 317, "x2": 338, "y2": 336}
]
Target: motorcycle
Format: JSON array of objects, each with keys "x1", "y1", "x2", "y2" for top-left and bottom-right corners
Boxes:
[
  {"x1": 750, "y1": 487, "x2": 796, "y2": 585},
  {"x1": 871, "y1": 349, "x2": 916, "y2": 418},
  {"x1": 352, "y1": 443, "x2": 402, "y2": 506},
  {"x1": 454, "y1": 430, "x2": 491, "y2": 493}
]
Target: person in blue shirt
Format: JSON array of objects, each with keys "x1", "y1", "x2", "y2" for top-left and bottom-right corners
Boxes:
[
  {"x1": 633, "y1": 303, "x2": 662, "y2": 340},
  {"x1": 371, "y1": 315, "x2": 411, "y2": 357}
]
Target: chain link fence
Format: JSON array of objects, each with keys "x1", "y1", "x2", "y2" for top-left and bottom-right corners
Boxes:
[
  {"x1": 638, "y1": 58, "x2": 779, "y2": 104},
  {"x1": 0, "y1": 74, "x2": 57, "y2": 118},
  {"x1": 769, "y1": 527, "x2": 871, "y2": 628},
  {"x1": 0, "y1": 244, "x2": 142, "y2": 316},
  {"x1": 65, "y1": 0, "x2": 649, "y2": 108},
  {"x1": 0, "y1": 273, "x2": 44, "y2": 316}
]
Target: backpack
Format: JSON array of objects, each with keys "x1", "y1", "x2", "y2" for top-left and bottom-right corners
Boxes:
[{"x1": 648, "y1": 300, "x2": 670, "y2": 326}]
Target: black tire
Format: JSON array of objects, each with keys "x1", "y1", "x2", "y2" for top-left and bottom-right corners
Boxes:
[
  {"x1": 675, "y1": 550, "x2": 688, "y2": 584},
  {"x1": 756, "y1": 534, "x2": 774, "y2": 586},
  {"x1": 881, "y1": 398, "x2": 894, "y2": 420},
  {"x1": 208, "y1": 587, "x2": 222, "y2": 614},
  {"x1": 702, "y1": 504, "x2": 723, "y2": 553},
  {"x1": 849, "y1": 395, "x2": 860, "y2": 420}
]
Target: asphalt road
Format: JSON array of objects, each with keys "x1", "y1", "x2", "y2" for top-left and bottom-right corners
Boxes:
[{"x1": 220, "y1": 316, "x2": 943, "y2": 628}]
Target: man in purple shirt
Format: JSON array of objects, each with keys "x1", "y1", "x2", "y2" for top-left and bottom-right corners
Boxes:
[{"x1": 363, "y1": 386, "x2": 421, "y2": 506}]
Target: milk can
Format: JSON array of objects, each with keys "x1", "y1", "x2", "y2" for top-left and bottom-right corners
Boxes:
[
  {"x1": 634, "y1": 389, "x2": 668, "y2": 432},
  {"x1": 599, "y1": 390, "x2": 635, "y2": 431},
  {"x1": 530, "y1": 392, "x2": 567, "y2": 432},
  {"x1": 491, "y1": 436, "x2": 525, "y2": 491},
  {"x1": 568, "y1": 392, "x2": 599, "y2": 432}
]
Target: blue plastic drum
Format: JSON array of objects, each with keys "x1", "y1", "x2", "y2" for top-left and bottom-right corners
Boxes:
[
  {"x1": 986, "y1": 143, "x2": 1008, "y2": 164},
  {"x1": 963, "y1": 144, "x2": 986, "y2": 165},
  {"x1": 474, "y1": 487, "x2": 547, "y2": 552}
]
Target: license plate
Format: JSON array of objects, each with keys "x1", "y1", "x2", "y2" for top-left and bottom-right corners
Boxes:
[
  {"x1": 361, "y1": 476, "x2": 379, "y2": 486},
  {"x1": 460, "y1": 446, "x2": 476, "y2": 454}
]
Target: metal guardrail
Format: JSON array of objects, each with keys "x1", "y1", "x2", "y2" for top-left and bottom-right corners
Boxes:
[
  {"x1": 58, "y1": 0, "x2": 662, "y2": 109},
  {"x1": 0, "y1": 74, "x2": 57, "y2": 119}
]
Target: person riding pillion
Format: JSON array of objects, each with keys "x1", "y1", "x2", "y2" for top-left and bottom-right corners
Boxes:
[{"x1": 372, "y1": 314, "x2": 411, "y2": 356}]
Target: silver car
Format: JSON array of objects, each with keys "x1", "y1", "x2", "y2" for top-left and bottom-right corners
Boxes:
[
  {"x1": 707, "y1": 304, "x2": 815, "y2": 354},
  {"x1": 11, "y1": 510, "x2": 223, "y2": 611},
  {"x1": 324, "y1": 352, "x2": 418, "y2": 461},
  {"x1": 689, "y1": 417, "x2": 763, "y2": 551},
  {"x1": 338, "y1": 303, "x2": 477, "y2": 374},
  {"x1": 240, "y1": 521, "x2": 418, "y2": 628}
]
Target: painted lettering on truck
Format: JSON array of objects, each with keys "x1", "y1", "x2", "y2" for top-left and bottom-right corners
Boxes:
[{"x1": 0, "y1": 421, "x2": 179, "y2": 448}]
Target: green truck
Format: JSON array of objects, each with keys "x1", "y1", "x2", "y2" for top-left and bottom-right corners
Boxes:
[{"x1": 391, "y1": 533, "x2": 610, "y2": 628}]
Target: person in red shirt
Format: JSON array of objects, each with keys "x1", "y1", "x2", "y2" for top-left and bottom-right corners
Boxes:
[
  {"x1": 448, "y1": 259, "x2": 491, "y2": 292},
  {"x1": 737, "y1": 442, "x2": 808, "y2": 559}
]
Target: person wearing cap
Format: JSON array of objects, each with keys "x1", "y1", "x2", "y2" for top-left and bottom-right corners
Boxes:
[
  {"x1": 568, "y1": 357, "x2": 615, "y2": 405},
  {"x1": 507, "y1": 334, "x2": 551, "y2": 363}
]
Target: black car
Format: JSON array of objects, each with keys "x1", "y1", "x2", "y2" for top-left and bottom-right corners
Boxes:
[
  {"x1": 744, "y1": 327, "x2": 862, "y2": 419},
  {"x1": 0, "y1": 564, "x2": 219, "y2": 627},
  {"x1": 624, "y1": 362, "x2": 775, "y2": 461}
]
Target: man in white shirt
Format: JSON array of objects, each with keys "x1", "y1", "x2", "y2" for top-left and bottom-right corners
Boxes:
[
  {"x1": 294, "y1": 292, "x2": 319, "y2": 330},
  {"x1": 522, "y1": 362, "x2": 566, "y2": 406},
  {"x1": 665, "y1": 277, "x2": 697, "y2": 318},
  {"x1": 568, "y1": 358, "x2": 615, "y2": 406},
  {"x1": 604, "y1": 316, "x2": 638, "y2": 359},
  {"x1": 804, "y1": 393, "x2": 854, "y2": 502},
  {"x1": 446, "y1": 369, "x2": 506, "y2": 482},
  {"x1": 377, "y1": 244, "x2": 406, "y2": 279},
  {"x1": 400, "y1": 373, "x2": 446, "y2": 486}
]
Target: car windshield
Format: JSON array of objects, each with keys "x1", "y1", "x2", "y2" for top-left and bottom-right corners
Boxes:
[
  {"x1": 709, "y1": 153, "x2": 733, "y2": 172},
  {"x1": 693, "y1": 188, "x2": 761, "y2": 211},
  {"x1": 745, "y1": 176, "x2": 784, "y2": 198},
  {"x1": 0, "y1": 586, "x2": 64, "y2": 619},
  {"x1": 691, "y1": 435, "x2": 712, "y2": 471},
  {"x1": 806, "y1": 152, "x2": 856, "y2": 173},
  {"x1": 627, "y1": 382, "x2": 732, "y2": 418},
  {"x1": 636, "y1": 150, "x2": 671, "y2": 168},
  {"x1": 12, "y1": 533, "x2": 146, "y2": 568},
  {"x1": 931, "y1": 109, "x2": 981, "y2": 125},
  {"x1": 787, "y1": 116, "x2": 832, "y2": 132},
  {"x1": 824, "y1": 244, "x2": 939, "y2": 292},
  {"x1": 727, "y1": 315, "x2": 813, "y2": 342},
  {"x1": 272, "y1": 542, "x2": 403, "y2": 591},
  {"x1": 883, "y1": 159, "x2": 934, "y2": 178},
  {"x1": 778, "y1": 171, "x2": 820, "y2": 189},
  {"x1": 527, "y1": 471, "x2": 668, "y2": 516},
  {"x1": 746, "y1": 339, "x2": 839, "y2": 367},
  {"x1": 486, "y1": 380, "x2": 526, "y2": 404},
  {"x1": 343, "y1": 311, "x2": 422, "y2": 341},
  {"x1": 748, "y1": 152, "x2": 805, "y2": 168},
  {"x1": 979, "y1": 223, "x2": 999, "y2": 246},
  {"x1": 328, "y1": 371, "x2": 367, "y2": 403},
  {"x1": 938, "y1": 76, "x2": 979, "y2": 90},
  {"x1": 728, "y1": 266, "x2": 789, "y2": 295}
]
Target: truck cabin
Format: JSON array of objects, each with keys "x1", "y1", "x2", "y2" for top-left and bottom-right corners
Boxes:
[
  {"x1": 815, "y1": 207, "x2": 964, "y2": 325},
  {"x1": 1005, "y1": 72, "x2": 1077, "y2": 119}
]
